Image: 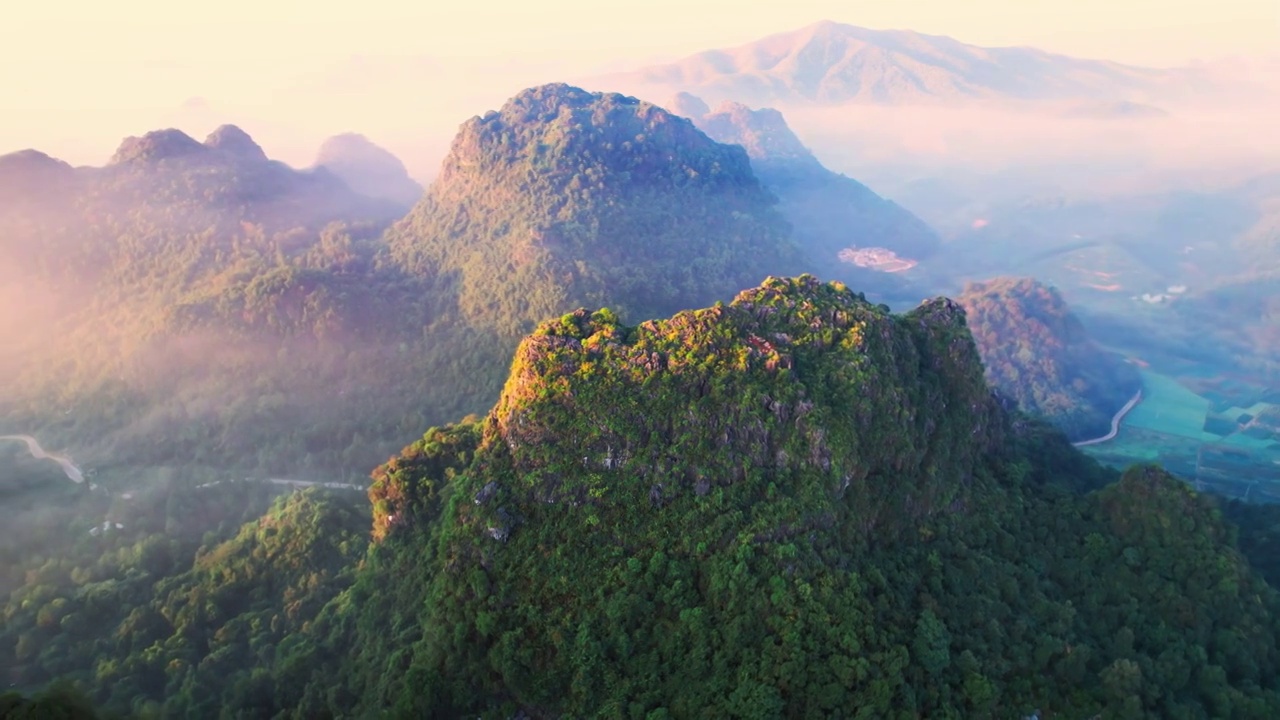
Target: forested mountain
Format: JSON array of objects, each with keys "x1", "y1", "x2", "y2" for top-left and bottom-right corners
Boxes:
[
  {"x1": 313, "y1": 133, "x2": 424, "y2": 209},
  {"x1": 669, "y1": 93, "x2": 941, "y2": 278},
  {"x1": 0, "y1": 85, "x2": 808, "y2": 479},
  {"x1": 386, "y1": 83, "x2": 804, "y2": 337},
  {"x1": 10, "y1": 276, "x2": 1280, "y2": 717},
  {"x1": 959, "y1": 277, "x2": 1142, "y2": 440}
]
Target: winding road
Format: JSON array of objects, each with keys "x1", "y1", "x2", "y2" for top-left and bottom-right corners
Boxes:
[
  {"x1": 0, "y1": 434, "x2": 85, "y2": 483},
  {"x1": 1072, "y1": 390, "x2": 1143, "y2": 448},
  {"x1": 3, "y1": 434, "x2": 363, "y2": 492}
]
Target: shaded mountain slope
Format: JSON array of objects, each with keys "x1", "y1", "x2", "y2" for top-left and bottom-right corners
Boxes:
[
  {"x1": 1178, "y1": 271, "x2": 1280, "y2": 383},
  {"x1": 674, "y1": 96, "x2": 941, "y2": 271}
]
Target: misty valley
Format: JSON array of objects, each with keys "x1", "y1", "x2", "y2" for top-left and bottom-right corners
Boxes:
[{"x1": 3, "y1": 17, "x2": 1280, "y2": 720}]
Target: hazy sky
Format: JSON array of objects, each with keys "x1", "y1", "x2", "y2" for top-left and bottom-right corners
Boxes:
[{"x1": 2, "y1": 0, "x2": 1276, "y2": 172}]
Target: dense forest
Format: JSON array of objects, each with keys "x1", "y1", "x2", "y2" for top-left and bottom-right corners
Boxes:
[
  {"x1": 1, "y1": 682, "x2": 117, "y2": 719},
  {"x1": 7, "y1": 277, "x2": 1280, "y2": 718},
  {"x1": 959, "y1": 277, "x2": 1143, "y2": 440},
  {"x1": 0, "y1": 438, "x2": 367, "y2": 718}
]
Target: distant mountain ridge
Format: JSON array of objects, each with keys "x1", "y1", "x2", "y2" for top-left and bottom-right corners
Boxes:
[
  {"x1": 684, "y1": 96, "x2": 816, "y2": 162},
  {"x1": 667, "y1": 93, "x2": 941, "y2": 289},
  {"x1": 595, "y1": 20, "x2": 1190, "y2": 107},
  {"x1": 26, "y1": 125, "x2": 409, "y2": 229}
]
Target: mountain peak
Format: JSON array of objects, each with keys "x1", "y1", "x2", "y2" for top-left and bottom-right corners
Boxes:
[
  {"x1": 504, "y1": 82, "x2": 632, "y2": 114},
  {"x1": 489, "y1": 274, "x2": 1002, "y2": 513},
  {"x1": 667, "y1": 91, "x2": 711, "y2": 119},
  {"x1": 389, "y1": 82, "x2": 801, "y2": 336},
  {"x1": 460, "y1": 83, "x2": 660, "y2": 146},
  {"x1": 670, "y1": 96, "x2": 941, "y2": 268},
  {"x1": 204, "y1": 124, "x2": 268, "y2": 161},
  {"x1": 315, "y1": 132, "x2": 382, "y2": 157},
  {"x1": 0, "y1": 148, "x2": 72, "y2": 173},
  {"x1": 110, "y1": 129, "x2": 206, "y2": 165},
  {"x1": 698, "y1": 101, "x2": 816, "y2": 163},
  {"x1": 437, "y1": 83, "x2": 728, "y2": 191},
  {"x1": 314, "y1": 133, "x2": 422, "y2": 208},
  {"x1": 0, "y1": 149, "x2": 76, "y2": 198}
]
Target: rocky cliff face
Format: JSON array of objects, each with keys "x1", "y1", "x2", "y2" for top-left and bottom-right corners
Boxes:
[
  {"x1": 483, "y1": 276, "x2": 1002, "y2": 529},
  {"x1": 371, "y1": 275, "x2": 1006, "y2": 548}
]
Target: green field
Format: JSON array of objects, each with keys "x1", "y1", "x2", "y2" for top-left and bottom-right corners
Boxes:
[
  {"x1": 1084, "y1": 369, "x2": 1280, "y2": 501},
  {"x1": 1124, "y1": 371, "x2": 1213, "y2": 440}
]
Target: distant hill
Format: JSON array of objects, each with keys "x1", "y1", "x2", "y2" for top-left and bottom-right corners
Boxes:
[
  {"x1": 669, "y1": 94, "x2": 941, "y2": 289},
  {"x1": 0, "y1": 149, "x2": 76, "y2": 203},
  {"x1": 0, "y1": 124, "x2": 406, "y2": 300},
  {"x1": 314, "y1": 133, "x2": 424, "y2": 209},
  {"x1": 1235, "y1": 174, "x2": 1280, "y2": 267},
  {"x1": 0, "y1": 126, "x2": 425, "y2": 476},
  {"x1": 1180, "y1": 272, "x2": 1280, "y2": 382},
  {"x1": 959, "y1": 277, "x2": 1142, "y2": 440},
  {"x1": 595, "y1": 21, "x2": 1182, "y2": 107},
  {"x1": 94, "y1": 125, "x2": 402, "y2": 228}
]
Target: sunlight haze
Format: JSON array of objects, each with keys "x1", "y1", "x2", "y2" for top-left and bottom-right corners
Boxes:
[
  {"x1": 2, "y1": 0, "x2": 1276, "y2": 174},
  {"x1": 6, "y1": 0, "x2": 1280, "y2": 714}
]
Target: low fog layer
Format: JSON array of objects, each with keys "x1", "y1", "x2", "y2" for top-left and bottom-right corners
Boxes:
[{"x1": 785, "y1": 101, "x2": 1280, "y2": 193}]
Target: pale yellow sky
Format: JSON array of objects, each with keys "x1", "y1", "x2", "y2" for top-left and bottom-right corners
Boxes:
[{"x1": 1, "y1": 0, "x2": 1276, "y2": 171}]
